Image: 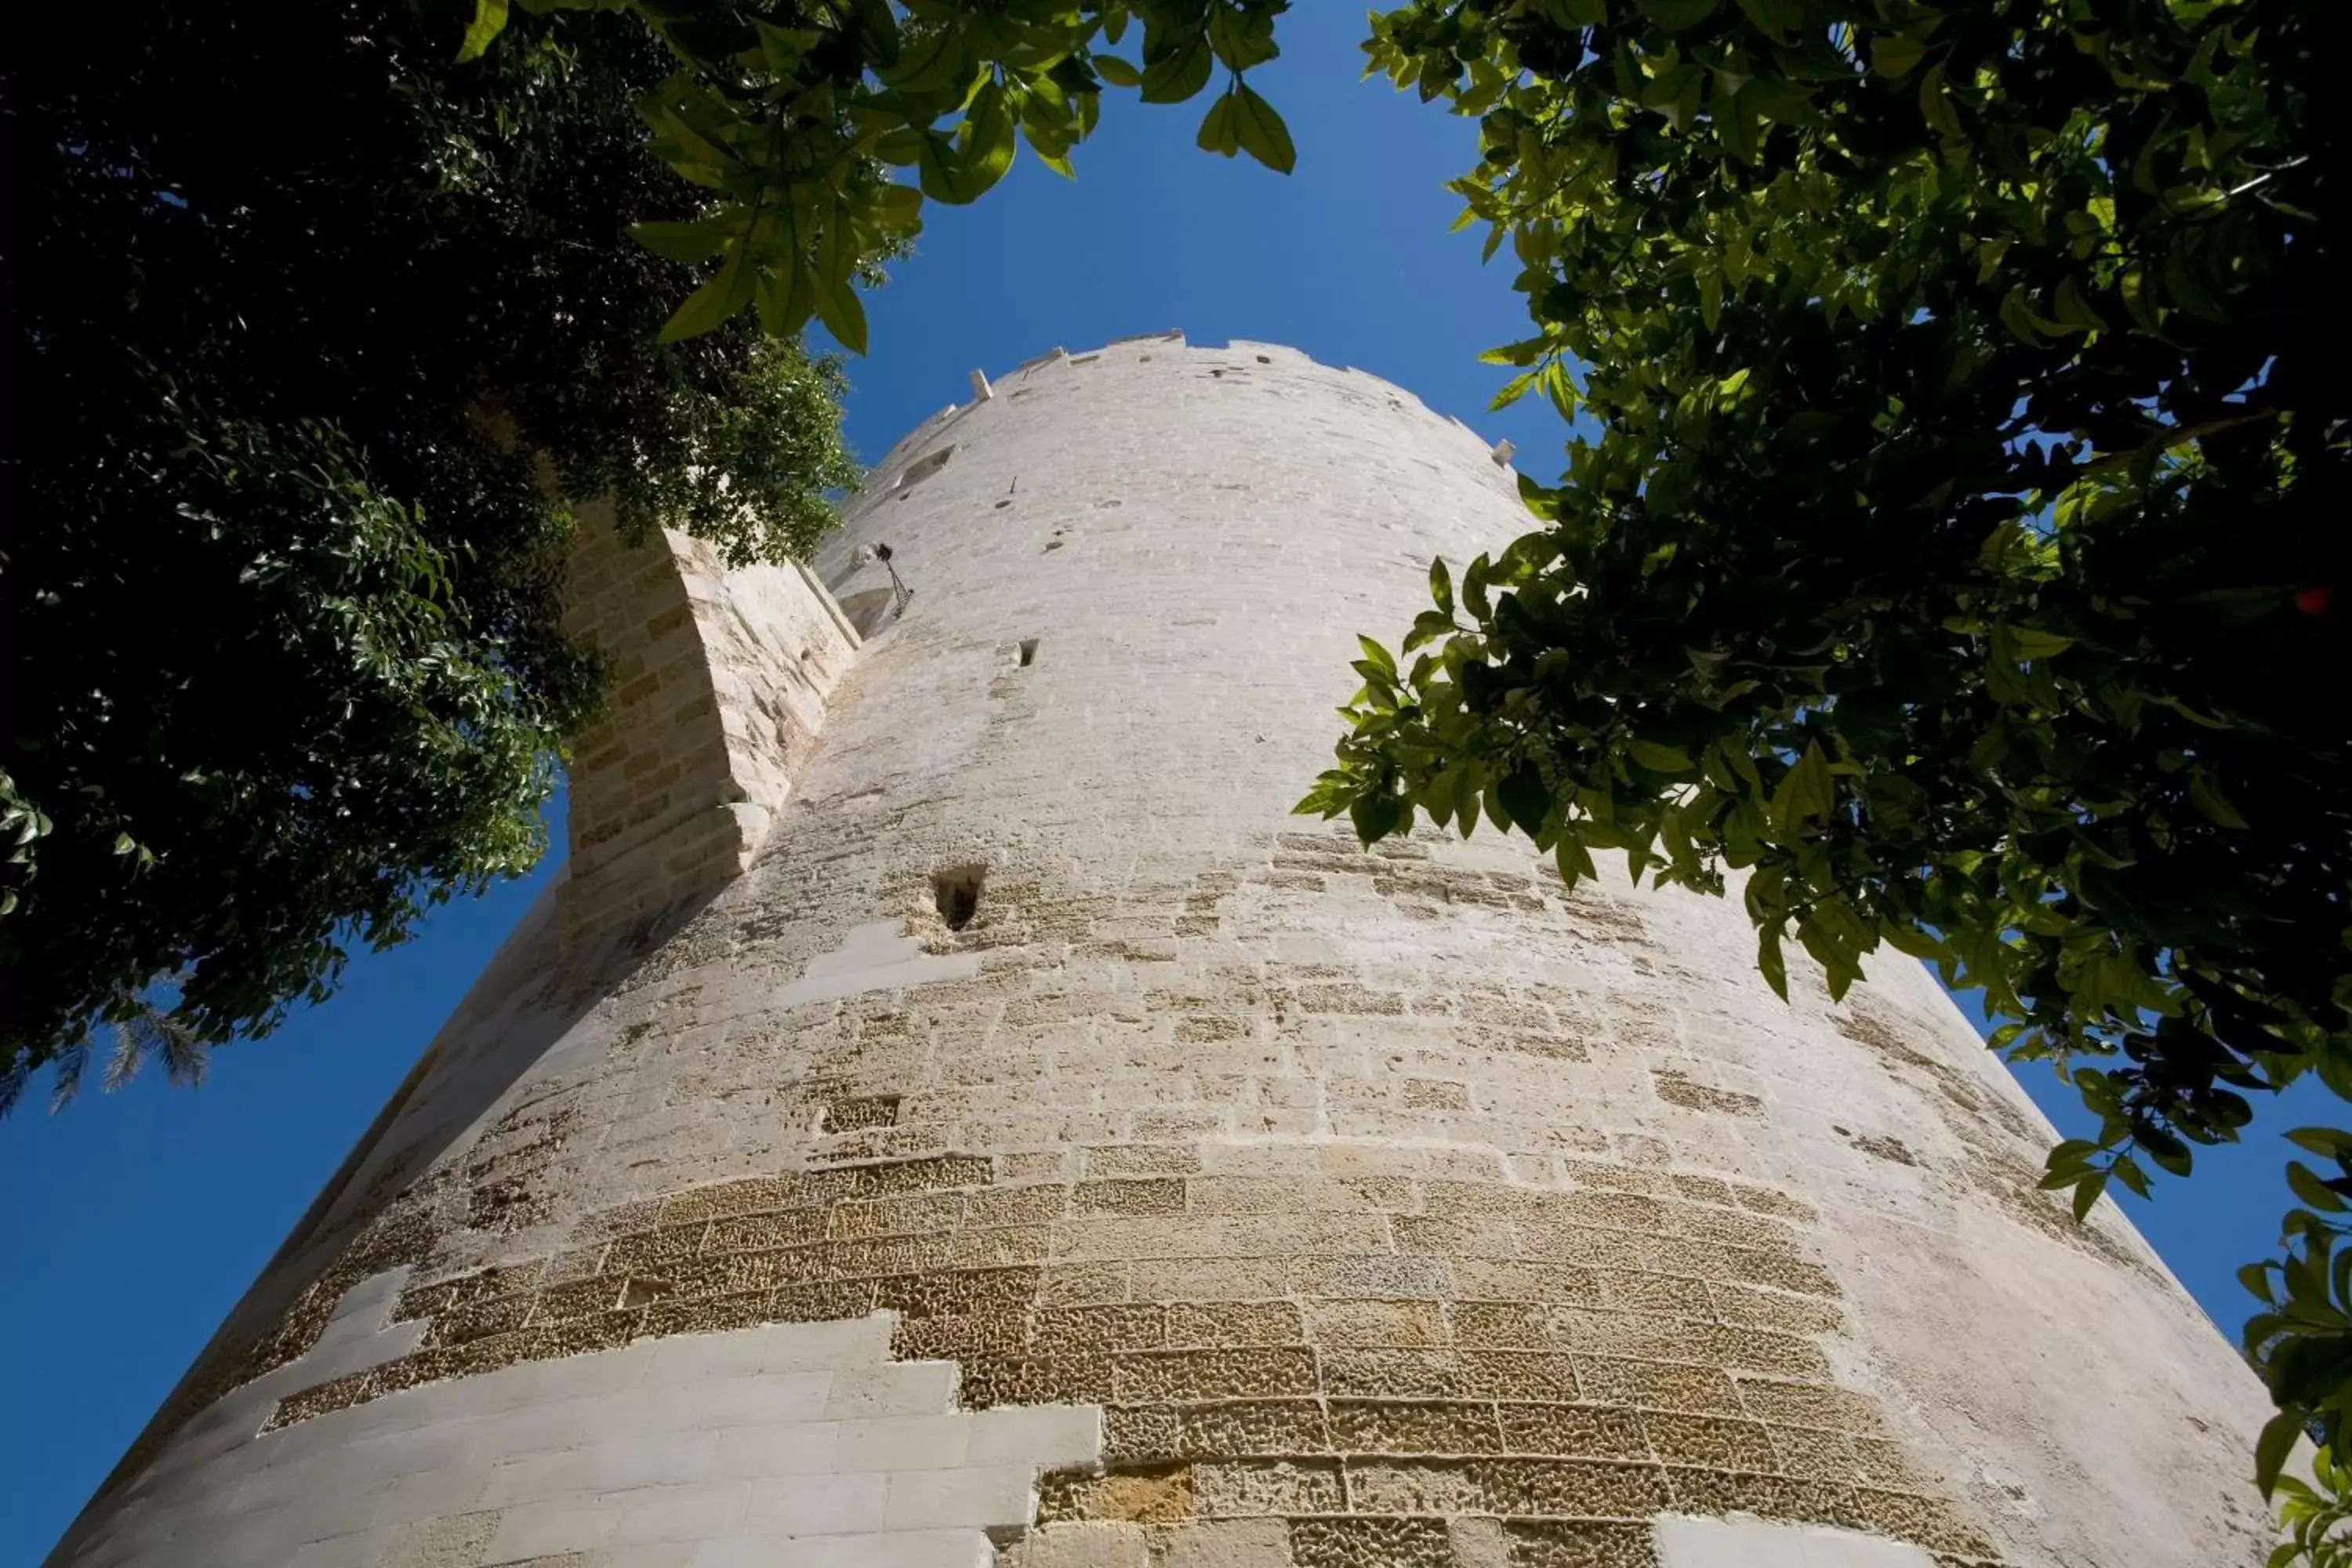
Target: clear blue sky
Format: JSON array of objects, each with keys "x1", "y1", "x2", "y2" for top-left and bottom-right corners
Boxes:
[{"x1": 1, "y1": 11, "x2": 2321, "y2": 1563}]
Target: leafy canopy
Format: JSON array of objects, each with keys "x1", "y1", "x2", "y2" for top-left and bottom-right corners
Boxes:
[
  {"x1": 5, "y1": 0, "x2": 1297, "y2": 1098},
  {"x1": 2, "y1": 0, "x2": 861, "y2": 1103},
  {"x1": 1294, "y1": 0, "x2": 2344, "y2": 1507},
  {"x1": 460, "y1": 0, "x2": 1301, "y2": 347}
]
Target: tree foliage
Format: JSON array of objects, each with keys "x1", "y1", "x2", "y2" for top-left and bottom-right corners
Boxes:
[
  {"x1": 2275, "y1": 1440, "x2": 2352, "y2": 1568},
  {"x1": 459, "y1": 0, "x2": 1299, "y2": 347},
  {"x1": 1294, "y1": 0, "x2": 2344, "y2": 1504},
  {"x1": 2, "y1": 0, "x2": 861, "y2": 1102}
]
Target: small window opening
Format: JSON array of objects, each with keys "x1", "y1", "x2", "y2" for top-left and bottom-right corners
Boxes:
[
  {"x1": 1256, "y1": 354, "x2": 1272, "y2": 364},
  {"x1": 895, "y1": 445, "x2": 954, "y2": 492},
  {"x1": 1018, "y1": 638, "x2": 1040, "y2": 667},
  {"x1": 933, "y1": 865, "x2": 985, "y2": 931}
]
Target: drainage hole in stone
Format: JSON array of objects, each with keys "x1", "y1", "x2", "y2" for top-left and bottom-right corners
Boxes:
[{"x1": 933, "y1": 866, "x2": 985, "y2": 931}]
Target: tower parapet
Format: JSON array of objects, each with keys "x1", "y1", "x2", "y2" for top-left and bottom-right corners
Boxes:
[{"x1": 49, "y1": 339, "x2": 2278, "y2": 1568}]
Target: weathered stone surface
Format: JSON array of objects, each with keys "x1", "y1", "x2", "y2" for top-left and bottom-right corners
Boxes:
[{"x1": 51, "y1": 337, "x2": 2277, "y2": 1568}]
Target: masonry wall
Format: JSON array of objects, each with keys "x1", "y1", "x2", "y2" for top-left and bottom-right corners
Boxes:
[
  {"x1": 561, "y1": 509, "x2": 861, "y2": 942},
  {"x1": 52, "y1": 336, "x2": 2278, "y2": 1568}
]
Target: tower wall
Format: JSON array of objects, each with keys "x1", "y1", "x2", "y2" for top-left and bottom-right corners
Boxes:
[{"x1": 53, "y1": 336, "x2": 2276, "y2": 1568}]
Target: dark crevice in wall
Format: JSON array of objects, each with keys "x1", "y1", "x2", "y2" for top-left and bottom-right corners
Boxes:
[{"x1": 933, "y1": 866, "x2": 985, "y2": 931}]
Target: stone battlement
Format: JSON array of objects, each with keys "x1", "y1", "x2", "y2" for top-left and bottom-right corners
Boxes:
[{"x1": 855, "y1": 332, "x2": 1514, "y2": 506}]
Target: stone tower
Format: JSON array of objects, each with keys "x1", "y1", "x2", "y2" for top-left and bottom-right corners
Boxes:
[{"x1": 53, "y1": 336, "x2": 2278, "y2": 1568}]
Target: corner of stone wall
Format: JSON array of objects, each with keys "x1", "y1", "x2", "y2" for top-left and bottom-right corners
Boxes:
[{"x1": 559, "y1": 507, "x2": 860, "y2": 943}]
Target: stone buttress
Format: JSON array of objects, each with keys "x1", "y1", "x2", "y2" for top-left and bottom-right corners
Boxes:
[{"x1": 48, "y1": 336, "x2": 2280, "y2": 1568}]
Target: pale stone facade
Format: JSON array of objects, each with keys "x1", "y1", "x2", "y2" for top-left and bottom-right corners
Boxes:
[{"x1": 50, "y1": 336, "x2": 2278, "y2": 1568}]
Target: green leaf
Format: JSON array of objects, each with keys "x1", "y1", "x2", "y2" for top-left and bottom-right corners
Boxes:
[
  {"x1": 1639, "y1": 0, "x2": 1720, "y2": 30},
  {"x1": 1492, "y1": 370, "x2": 1537, "y2": 410},
  {"x1": 659, "y1": 238, "x2": 754, "y2": 342},
  {"x1": 1769, "y1": 741, "x2": 1836, "y2": 835},
  {"x1": 456, "y1": 0, "x2": 508, "y2": 63},
  {"x1": 1715, "y1": 73, "x2": 1761, "y2": 164},
  {"x1": 1628, "y1": 740, "x2": 1694, "y2": 774},
  {"x1": 1497, "y1": 763, "x2": 1550, "y2": 837},
  {"x1": 1092, "y1": 54, "x2": 1143, "y2": 89},
  {"x1": 2070, "y1": 1169, "x2": 2109, "y2": 1222},
  {"x1": 754, "y1": 246, "x2": 815, "y2": 340},
  {"x1": 915, "y1": 132, "x2": 970, "y2": 203},
  {"x1": 1733, "y1": 0, "x2": 1803, "y2": 43},
  {"x1": 1917, "y1": 60, "x2": 1961, "y2": 140},
  {"x1": 879, "y1": 24, "x2": 969, "y2": 94},
  {"x1": 1757, "y1": 922, "x2": 1790, "y2": 1000},
  {"x1": 2053, "y1": 274, "x2": 2107, "y2": 333},
  {"x1": 1231, "y1": 82, "x2": 1296, "y2": 174},
  {"x1": 1349, "y1": 788, "x2": 1407, "y2": 843},
  {"x1": 1195, "y1": 91, "x2": 1240, "y2": 157},
  {"x1": 1463, "y1": 554, "x2": 1493, "y2": 621},
  {"x1": 1479, "y1": 337, "x2": 1548, "y2": 368},
  {"x1": 814, "y1": 275, "x2": 868, "y2": 355},
  {"x1": 1555, "y1": 833, "x2": 1598, "y2": 887},
  {"x1": 959, "y1": 83, "x2": 1018, "y2": 198},
  {"x1": 1880, "y1": 923, "x2": 1946, "y2": 960},
  {"x1": 2110, "y1": 1156, "x2": 2151, "y2": 1199},
  {"x1": 2256, "y1": 1409, "x2": 2305, "y2": 1497},
  {"x1": 813, "y1": 205, "x2": 855, "y2": 288},
  {"x1": 1871, "y1": 34, "x2": 1926, "y2": 78},
  {"x1": 1141, "y1": 31, "x2": 1214, "y2": 103},
  {"x1": 2289, "y1": 1162, "x2": 2349, "y2": 1214},
  {"x1": 2286, "y1": 1129, "x2": 2352, "y2": 1159},
  {"x1": 629, "y1": 220, "x2": 729, "y2": 265},
  {"x1": 2189, "y1": 768, "x2": 2250, "y2": 830},
  {"x1": 1429, "y1": 557, "x2": 1454, "y2": 617},
  {"x1": 2008, "y1": 626, "x2": 2076, "y2": 659},
  {"x1": 867, "y1": 182, "x2": 924, "y2": 239}
]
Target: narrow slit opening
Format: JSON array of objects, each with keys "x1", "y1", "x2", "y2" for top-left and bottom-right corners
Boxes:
[
  {"x1": 933, "y1": 866, "x2": 985, "y2": 931},
  {"x1": 1018, "y1": 639, "x2": 1040, "y2": 668}
]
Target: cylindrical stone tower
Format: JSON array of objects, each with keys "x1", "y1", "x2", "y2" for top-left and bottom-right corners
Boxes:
[{"x1": 52, "y1": 336, "x2": 2278, "y2": 1568}]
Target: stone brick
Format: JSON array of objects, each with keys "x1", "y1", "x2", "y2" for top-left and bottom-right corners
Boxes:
[
  {"x1": 1326, "y1": 1400, "x2": 1504, "y2": 1456},
  {"x1": 1179, "y1": 1401, "x2": 1333, "y2": 1459},
  {"x1": 1504, "y1": 1521, "x2": 1660, "y2": 1568},
  {"x1": 1495, "y1": 1403, "x2": 1649, "y2": 1461},
  {"x1": 1112, "y1": 1348, "x2": 1319, "y2": 1403},
  {"x1": 1290, "y1": 1517, "x2": 1456, "y2": 1568},
  {"x1": 1472, "y1": 1457, "x2": 1672, "y2": 1518},
  {"x1": 1192, "y1": 1458, "x2": 1347, "y2": 1516}
]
